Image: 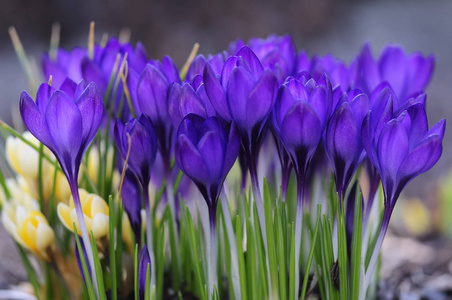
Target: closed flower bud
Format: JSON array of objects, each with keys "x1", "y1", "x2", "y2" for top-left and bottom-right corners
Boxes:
[{"x1": 57, "y1": 189, "x2": 109, "y2": 239}]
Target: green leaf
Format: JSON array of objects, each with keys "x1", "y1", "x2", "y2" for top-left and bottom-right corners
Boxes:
[
  {"x1": 300, "y1": 204, "x2": 322, "y2": 300},
  {"x1": 90, "y1": 231, "x2": 106, "y2": 300},
  {"x1": 337, "y1": 199, "x2": 349, "y2": 300},
  {"x1": 16, "y1": 243, "x2": 41, "y2": 300},
  {"x1": 73, "y1": 223, "x2": 96, "y2": 300},
  {"x1": 263, "y1": 179, "x2": 278, "y2": 296},
  {"x1": 109, "y1": 196, "x2": 117, "y2": 300},
  {"x1": 134, "y1": 243, "x2": 139, "y2": 300},
  {"x1": 350, "y1": 189, "x2": 363, "y2": 300}
]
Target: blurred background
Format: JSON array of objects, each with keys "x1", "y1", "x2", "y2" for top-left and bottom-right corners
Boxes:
[{"x1": 0, "y1": 0, "x2": 451, "y2": 298}]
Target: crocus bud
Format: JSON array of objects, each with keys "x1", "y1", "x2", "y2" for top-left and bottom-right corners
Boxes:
[
  {"x1": 2, "y1": 202, "x2": 55, "y2": 261},
  {"x1": 57, "y1": 189, "x2": 109, "y2": 239}
]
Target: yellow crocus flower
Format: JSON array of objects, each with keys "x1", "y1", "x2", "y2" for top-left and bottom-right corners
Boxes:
[
  {"x1": 57, "y1": 189, "x2": 109, "y2": 239},
  {"x1": 1, "y1": 202, "x2": 55, "y2": 261}
]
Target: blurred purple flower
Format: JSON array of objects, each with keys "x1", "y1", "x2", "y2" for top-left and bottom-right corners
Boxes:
[
  {"x1": 185, "y1": 54, "x2": 225, "y2": 83},
  {"x1": 114, "y1": 114, "x2": 158, "y2": 192},
  {"x1": 229, "y1": 34, "x2": 297, "y2": 82},
  {"x1": 296, "y1": 52, "x2": 351, "y2": 91},
  {"x1": 351, "y1": 43, "x2": 434, "y2": 104},
  {"x1": 136, "y1": 58, "x2": 180, "y2": 171},
  {"x1": 139, "y1": 244, "x2": 151, "y2": 300}
]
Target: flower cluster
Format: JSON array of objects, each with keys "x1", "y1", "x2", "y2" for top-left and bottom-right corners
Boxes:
[{"x1": 0, "y1": 30, "x2": 445, "y2": 300}]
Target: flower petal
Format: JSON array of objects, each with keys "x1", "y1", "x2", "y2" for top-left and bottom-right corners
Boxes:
[
  {"x1": 75, "y1": 82, "x2": 105, "y2": 150},
  {"x1": 204, "y1": 63, "x2": 231, "y2": 121},
  {"x1": 246, "y1": 69, "x2": 278, "y2": 129},
  {"x1": 175, "y1": 135, "x2": 209, "y2": 184},
  {"x1": 227, "y1": 67, "x2": 254, "y2": 129}
]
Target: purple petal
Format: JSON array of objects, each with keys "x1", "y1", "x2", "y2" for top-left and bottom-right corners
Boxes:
[
  {"x1": 358, "y1": 43, "x2": 380, "y2": 93},
  {"x1": 377, "y1": 119, "x2": 408, "y2": 180},
  {"x1": 426, "y1": 118, "x2": 446, "y2": 139},
  {"x1": 122, "y1": 170, "x2": 142, "y2": 243},
  {"x1": 223, "y1": 122, "x2": 240, "y2": 178},
  {"x1": 246, "y1": 70, "x2": 278, "y2": 129},
  {"x1": 326, "y1": 102, "x2": 358, "y2": 164},
  {"x1": 397, "y1": 135, "x2": 443, "y2": 185},
  {"x1": 308, "y1": 86, "x2": 328, "y2": 128},
  {"x1": 405, "y1": 103, "x2": 428, "y2": 149},
  {"x1": 137, "y1": 65, "x2": 170, "y2": 122},
  {"x1": 161, "y1": 56, "x2": 181, "y2": 84},
  {"x1": 175, "y1": 135, "x2": 209, "y2": 183},
  {"x1": 81, "y1": 57, "x2": 107, "y2": 94},
  {"x1": 281, "y1": 101, "x2": 321, "y2": 150},
  {"x1": 46, "y1": 91, "x2": 83, "y2": 153},
  {"x1": 204, "y1": 63, "x2": 231, "y2": 121},
  {"x1": 236, "y1": 46, "x2": 264, "y2": 78},
  {"x1": 221, "y1": 56, "x2": 239, "y2": 91},
  {"x1": 378, "y1": 46, "x2": 407, "y2": 100},
  {"x1": 226, "y1": 67, "x2": 254, "y2": 129},
  {"x1": 197, "y1": 131, "x2": 225, "y2": 182},
  {"x1": 407, "y1": 54, "x2": 434, "y2": 95},
  {"x1": 35, "y1": 83, "x2": 56, "y2": 115},
  {"x1": 75, "y1": 82, "x2": 105, "y2": 149},
  {"x1": 20, "y1": 92, "x2": 55, "y2": 150}
]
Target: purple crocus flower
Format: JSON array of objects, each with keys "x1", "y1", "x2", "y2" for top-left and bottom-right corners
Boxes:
[
  {"x1": 136, "y1": 58, "x2": 181, "y2": 173},
  {"x1": 229, "y1": 34, "x2": 297, "y2": 82},
  {"x1": 273, "y1": 74, "x2": 332, "y2": 298},
  {"x1": 138, "y1": 244, "x2": 151, "y2": 300},
  {"x1": 273, "y1": 75, "x2": 332, "y2": 201},
  {"x1": 204, "y1": 46, "x2": 278, "y2": 199},
  {"x1": 42, "y1": 47, "x2": 86, "y2": 89},
  {"x1": 351, "y1": 43, "x2": 434, "y2": 105},
  {"x1": 114, "y1": 114, "x2": 158, "y2": 195},
  {"x1": 82, "y1": 38, "x2": 148, "y2": 95},
  {"x1": 362, "y1": 102, "x2": 445, "y2": 287},
  {"x1": 297, "y1": 52, "x2": 351, "y2": 91},
  {"x1": 325, "y1": 89, "x2": 370, "y2": 202},
  {"x1": 168, "y1": 81, "x2": 216, "y2": 130},
  {"x1": 175, "y1": 114, "x2": 239, "y2": 220},
  {"x1": 175, "y1": 114, "x2": 239, "y2": 295},
  {"x1": 185, "y1": 53, "x2": 224, "y2": 83},
  {"x1": 20, "y1": 78, "x2": 104, "y2": 288}
]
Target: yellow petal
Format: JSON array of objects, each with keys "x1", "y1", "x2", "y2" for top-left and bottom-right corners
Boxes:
[
  {"x1": 57, "y1": 203, "x2": 74, "y2": 232},
  {"x1": 91, "y1": 195, "x2": 109, "y2": 216},
  {"x1": 36, "y1": 222, "x2": 55, "y2": 250},
  {"x1": 92, "y1": 214, "x2": 109, "y2": 239}
]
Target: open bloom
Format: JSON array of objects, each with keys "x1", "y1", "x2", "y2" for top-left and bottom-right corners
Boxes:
[
  {"x1": 20, "y1": 79, "x2": 104, "y2": 185},
  {"x1": 2, "y1": 201, "x2": 54, "y2": 261},
  {"x1": 362, "y1": 103, "x2": 445, "y2": 209},
  {"x1": 57, "y1": 189, "x2": 109, "y2": 239}
]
